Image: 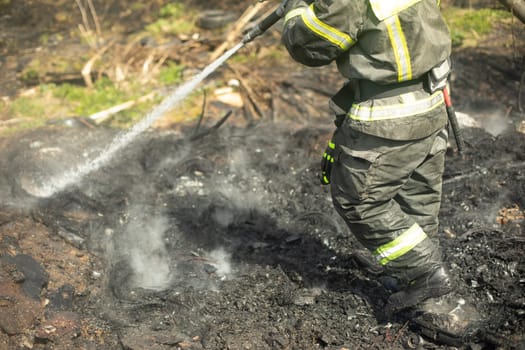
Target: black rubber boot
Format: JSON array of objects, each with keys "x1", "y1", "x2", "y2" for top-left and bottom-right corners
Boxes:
[{"x1": 385, "y1": 266, "x2": 453, "y2": 316}]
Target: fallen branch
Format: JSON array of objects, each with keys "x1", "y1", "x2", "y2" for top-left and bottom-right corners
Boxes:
[
  {"x1": 497, "y1": 0, "x2": 525, "y2": 24},
  {"x1": 518, "y1": 71, "x2": 525, "y2": 113},
  {"x1": 85, "y1": 0, "x2": 102, "y2": 37},
  {"x1": 443, "y1": 160, "x2": 525, "y2": 185},
  {"x1": 75, "y1": 0, "x2": 102, "y2": 46},
  {"x1": 458, "y1": 226, "x2": 505, "y2": 242},
  {"x1": 192, "y1": 90, "x2": 207, "y2": 137},
  {"x1": 240, "y1": 77, "x2": 266, "y2": 119},
  {"x1": 0, "y1": 118, "x2": 29, "y2": 126},
  {"x1": 81, "y1": 42, "x2": 113, "y2": 87},
  {"x1": 144, "y1": 53, "x2": 169, "y2": 83},
  {"x1": 75, "y1": 0, "x2": 91, "y2": 35},
  {"x1": 209, "y1": 2, "x2": 270, "y2": 61},
  {"x1": 228, "y1": 65, "x2": 266, "y2": 119},
  {"x1": 393, "y1": 321, "x2": 410, "y2": 344},
  {"x1": 88, "y1": 92, "x2": 157, "y2": 124},
  {"x1": 189, "y1": 110, "x2": 233, "y2": 141}
]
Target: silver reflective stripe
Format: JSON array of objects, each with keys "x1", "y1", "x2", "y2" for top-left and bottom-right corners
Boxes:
[
  {"x1": 299, "y1": 5, "x2": 353, "y2": 50},
  {"x1": 369, "y1": 0, "x2": 422, "y2": 20},
  {"x1": 385, "y1": 16, "x2": 412, "y2": 82},
  {"x1": 349, "y1": 91, "x2": 444, "y2": 121},
  {"x1": 284, "y1": 8, "x2": 304, "y2": 23},
  {"x1": 374, "y1": 223, "x2": 428, "y2": 265}
]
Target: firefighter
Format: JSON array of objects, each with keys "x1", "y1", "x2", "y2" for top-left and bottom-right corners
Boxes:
[{"x1": 281, "y1": 0, "x2": 454, "y2": 315}]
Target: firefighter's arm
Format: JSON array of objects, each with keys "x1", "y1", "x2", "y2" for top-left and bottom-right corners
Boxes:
[{"x1": 281, "y1": 0, "x2": 360, "y2": 67}]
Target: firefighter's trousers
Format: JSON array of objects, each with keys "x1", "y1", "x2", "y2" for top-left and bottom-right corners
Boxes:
[{"x1": 330, "y1": 125, "x2": 449, "y2": 285}]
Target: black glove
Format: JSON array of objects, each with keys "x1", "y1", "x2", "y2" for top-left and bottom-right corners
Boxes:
[{"x1": 320, "y1": 140, "x2": 337, "y2": 185}]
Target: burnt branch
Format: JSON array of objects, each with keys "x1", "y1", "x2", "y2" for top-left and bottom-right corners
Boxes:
[{"x1": 497, "y1": 0, "x2": 525, "y2": 24}]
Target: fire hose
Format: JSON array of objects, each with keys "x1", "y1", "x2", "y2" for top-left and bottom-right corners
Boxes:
[{"x1": 242, "y1": 0, "x2": 290, "y2": 44}]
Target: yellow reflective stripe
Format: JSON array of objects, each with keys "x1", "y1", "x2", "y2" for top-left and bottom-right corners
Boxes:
[
  {"x1": 349, "y1": 91, "x2": 444, "y2": 121},
  {"x1": 284, "y1": 8, "x2": 304, "y2": 24},
  {"x1": 323, "y1": 153, "x2": 335, "y2": 163},
  {"x1": 369, "y1": 0, "x2": 422, "y2": 20},
  {"x1": 374, "y1": 223, "x2": 427, "y2": 265},
  {"x1": 301, "y1": 4, "x2": 353, "y2": 50},
  {"x1": 328, "y1": 140, "x2": 335, "y2": 149},
  {"x1": 385, "y1": 16, "x2": 412, "y2": 82},
  {"x1": 284, "y1": 5, "x2": 353, "y2": 50}
]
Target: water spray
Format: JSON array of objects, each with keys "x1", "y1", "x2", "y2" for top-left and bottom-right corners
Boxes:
[{"x1": 26, "y1": 1, "x2": 288, "y2": 199}]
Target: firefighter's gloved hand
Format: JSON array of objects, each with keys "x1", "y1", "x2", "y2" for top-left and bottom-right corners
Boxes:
[{"x1": 320, "y1": 140, "x2": 337, "y2": 185}]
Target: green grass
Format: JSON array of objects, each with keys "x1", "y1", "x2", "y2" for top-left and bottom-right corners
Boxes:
[
  {"x1": 443, "y1": 7, "x2": 512, "y2": 47},
  {"x1": 0, "y1": 2, "x2": 202, "y2": 136},
  {"x1": 1, "y1": 58, "x2": 191, "y2": 136},
  {"x1": 159, "y1": 62, "x2": 185, "y2": 85},
  {"x1": 9, "y1": 96, "x2": 46, "y2": 118},
  {"x1": 52, "y1": 78, "x2": 133, "y2": 116},
  {"x1": 7, "y1": 3, "x2": 513, "y2": 137},
  {"x1": 146, "y1": 3, "x2": 195, "y2": 36}
]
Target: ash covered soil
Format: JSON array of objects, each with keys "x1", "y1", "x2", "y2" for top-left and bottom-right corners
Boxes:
[
  {"x1": 1, "y1": 107, "x2": 525, "y2": 350},
  {"x1": 1, "y1": 1, "x2": 525, "y2": 350}
]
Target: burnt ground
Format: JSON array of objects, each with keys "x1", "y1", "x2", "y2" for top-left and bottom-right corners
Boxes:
[{"x1": 1, "y1": 1, "x2": 525, "y2": 350}]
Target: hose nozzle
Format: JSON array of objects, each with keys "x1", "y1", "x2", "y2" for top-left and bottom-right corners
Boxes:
[{"x1": 242, "y1": 0, "x2": 289, "y2": 44}]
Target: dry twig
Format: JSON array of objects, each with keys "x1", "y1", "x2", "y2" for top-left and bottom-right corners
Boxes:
[
  {"x1": 0, "y1": 118, "x2": 29, "y2": 126},
  {"x1": 75, "y1": 0, "x2": 102, "y2": 48},
  {"x1": 88, "y1": 92, "x2": 157, "y2": 124},
  {"x1": 190, "y1": 110, "x2": 233, "y2": 141},
  {"x1": 81, "y1": 42, "x2": 113, "y2": 87},
  {"x1": 518, "y1": 71, "x2": 525, "y2": 113},
  {"x1": 209, "y1": 2, "x2": 270, "y2": 61},
  {"x1": 85, "y1": 0, "x2": 101, "y2": 37}
]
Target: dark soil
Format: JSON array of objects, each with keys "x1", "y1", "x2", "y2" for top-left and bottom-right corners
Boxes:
[{"x1": 1, "y1": 1, "x2": 525, "y2": 349}]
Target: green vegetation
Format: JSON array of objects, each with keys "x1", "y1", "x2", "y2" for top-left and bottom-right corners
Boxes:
[
  {"x1": 230, "y1": 45, "x2": 287, "y2": 68},
  {"x1": 146, "y1": 3, "x2": 196, "y2": 36},
  {"x1": 52, "y1": 78, "x2": 133, "y2": 116},
  {"x1": 1, "y1": 1, "x2": 515, "y2": 137},
  {"x1": 443, "y1": 7, "x2": 512, "y2": 47},
  {"x1": 20, "y1": 69, "x2": 40, "y2": 84},
  {"x1": 2, "y1": 57, "x2": 188, "y2": 135},
  {"x1": 9, "y1": 96, "x2": 46, "y2": 119},
  {"x1": 130, "y1": 2, "x2": 147, "y2": 12},
  {"x1": 5, "y1": 96, "x2": 49, "y2": 135},
  {"x1": 159, "y1": 62, "x2": 185, "y2": 85}
]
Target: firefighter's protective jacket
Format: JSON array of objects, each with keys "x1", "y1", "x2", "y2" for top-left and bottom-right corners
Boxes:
[{"x1": 282, "y1": 0, "x2": 452, "y2": 140}]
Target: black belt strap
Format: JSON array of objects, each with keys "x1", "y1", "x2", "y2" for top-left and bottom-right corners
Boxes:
[{"x1": 358, "y1": 78, "x2": 426, "y2": 101}]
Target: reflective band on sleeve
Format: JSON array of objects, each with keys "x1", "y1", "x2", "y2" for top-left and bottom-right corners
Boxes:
[
  {"x1": 369, "y1": 0, "x2": 422, "y2": 20},
  {"x1": 374, "y1": 223, "x2": 428, "y2": 265},
  {"x1": 328, "y1": 140, "x2": 335, "y2": 149},
  {"x1": 287, "y1": 5, "x2": 353, "y2": 51},
  {"x1": 385, "y1": 16, "x2": 412, "y2": 82},
  {"x1": 349, "y1": 90, "x2": 444, "y2": 121},
  {"x1": 284, "y1": 8, "x2": 304, "y2": 24}
]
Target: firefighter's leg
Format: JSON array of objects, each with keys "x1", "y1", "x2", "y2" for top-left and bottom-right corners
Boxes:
[
  {"x1": 395, "y1": 128, "x2": 448, "y2": 237},
  {"x1": 330, "y1": 127, "x2": 451, "y2": 312}
]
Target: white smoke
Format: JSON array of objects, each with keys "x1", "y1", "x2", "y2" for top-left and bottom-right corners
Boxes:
[
  {"x1": 455, "y1": 108, "x2": 510, "y2": 137},
  {"x1": 122, "y1": 210, "x2": 172, "y2": 290},
  {"x1": 479, "y1": 111, "x2": 510, "y2": 137},
  {"x1": 209, "y1": 248, "x2": 232, "y2": 277}
]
